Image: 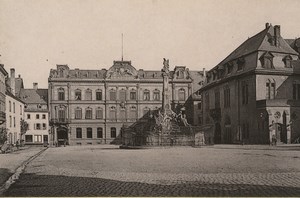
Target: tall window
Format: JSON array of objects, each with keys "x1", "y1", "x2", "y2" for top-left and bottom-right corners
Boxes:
[
  {"x1": 75, "y1": 107, "x2": 82, "y2": 119},
  {"x1": 119, "y1": 106, "x2": 126, "y2": 120},
  {"x1": 153, "y1": 89, "x2": 160, "y2": 101},
  {"x1": 129, "y1": 106, "x2": 137, "y2": 119},
  {"x1": 224, "y1": 87, "x2": 230, "y2": 108},
  {"x1": 205, "y1": 92, "x2": 209, "y2": 111},
  {"x1": 85, "y1": 108, "x2": 92, "y2": 119},
  {"x1": 109, "y1": 89, "x2": 116, "y2": 101},
  {"x1": 96, "y1": 90, "x2": 102, "y2": 100},
  {"x1": 111, "y1": 127, "x2": 116, "y2": 138},
  {"x1": 97, "y1": 128, "x2": 103, "y2": 138},
  {"x1": 293, "y1": 83, "x2": 300, "y2": 100},
  {"x1": 20, "y1": 105, "x2": 22, "y2": 115},
  {"x1": 75, "y1": 89, "x2": 82, "y2": 100},
  {"x1": 130, "y1": 90, "x2": 137, "y2": 100},
  {"x1": 266, "y1": 80, "x2": 275, "y2": 99},
  {"x1": 215, "y1": 90, "x2": 220, "y2": 108},
  {"x1": 178, "y1": 88, "x2": 185, "y2": 101},
  {"x1": 9, "y1": 116, "x2": 12, "y2": 127},
  {"x1": 96, "y1": 108, "x2": 103, "y2": 119},
  {"x1": 58, "y1": 88, "x2": 65, "y2": 100},
  {"x1": 143, "y1": 90, "x2": 150, "y2": 101},
  {"x1": 13, "y1": 117, "x2": 15, "y2": 127},
  {"x1": 13, "y1": 102, "x2": 15, "y2": 113},
  {"x1": 198, "y1": 102, "x2": 202, "y2": 110},
  {"x1": 76, "y1": 128, "x2": 82, "y2": 138},
  {"x1": 9, "y1": 101, "x2": 11, "y2": 112},
  {"x1": 42, "y1": 123, "x2": 46, "y2": 130},
  {"x1": 242, "y1": 82, "x2": 249, "y2": 105},
  {"x1": 85, "y1": 89, "x2": 92, "y2": 100},
  {"x1": 87, "y1": 128, "x2": 93, "y2": 138},
  {"x1": 119, "y1": 89, "x2": 126, "y2": 101},
  {"x1": 42, "y1": 114, "x2": 46, "y2": 119},
  {"x1": 109, "y1": 106, "x2": 116, "y2": 119},
  {"x1": 58, "y1": 108, "x2": 66, "y2": 122},
  {"x1": 36, "y1": 114, "x2": 40, "y2": 119}
]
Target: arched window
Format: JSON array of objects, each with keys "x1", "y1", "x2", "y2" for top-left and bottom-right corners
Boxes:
[
  {"x1": 58, "y1": 106, "x2": 66, "y2": 122},
  {"x1": 75, "y1": 107, "x2": 82, "y2": 119},
  {"x1": 178, "y1": 88, "x2": 186, "y2": 101},
  {"x1": 96, "y1": 107, "x2": 103, "y2": 119},
  {"x1": 58, "y1": 88, "x2": 65, "y2": 100},
  {"x1": 283, "y1": 55, "x2": 292, "y2": 68},
  {"x1": 153, "y1": 89, "x2": 160, "y2": 101},
  {"x1": 87, "y1": 127, "x2": 93, "y2": 138},
  {"x1": 96, "y1": 89, "x2": 102, "y2": 100},
  {"x1": 85, "y1": 107, "x2": 92, "y2": 119},
  {"x1": 111, "y1": 127, "x2": 116, "y2": 138},
  {"x1": 75, "y1": 89, "x2": 81, "y2": 100},
  {"x1": 109, "y1": 89, "x2": 116, "y2": 101},
  {"x1": 85, "y1": 89, "x2": 92, "y2": 100},
  {"x1": 266, "y1": 79, "x2": 276, "y2": 99},
  {"x1": 143, "y1": 89, "x2": 150, "y2": 101}
]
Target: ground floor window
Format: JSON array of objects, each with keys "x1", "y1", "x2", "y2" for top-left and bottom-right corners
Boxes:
[
  {"x1": 87, "y1": 128, "x2": 93, "y2": 138},
  {"x1": 76, "y1": 128, "x2": 82, "y2": 138},
  {"x1": 111, "y1": 127, "x2": 116, "y2": 138},
  {"x1": 25, "y1": 135, "x2": 33, "y2": 142},
  {"x1": 43, "y1": 135, "x2": 48, "y2": 143},
  {"x1": 97, "y1": 128, "x2": 103, "y2": 138},
  {"x1": 34, "y1": 135, "x2": 42, "y2": 142}
]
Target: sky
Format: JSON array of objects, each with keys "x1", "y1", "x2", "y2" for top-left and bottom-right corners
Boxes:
[{"x1": 0, "y1": 0, "x2": 299, "y2": 88}]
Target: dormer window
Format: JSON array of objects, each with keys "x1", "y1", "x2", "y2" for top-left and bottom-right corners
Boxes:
[
  {"x1": 283, "y1": 55, "x2": 292, "y2": 68},
  {"x1": 227, "y1": 62, "x2": 233, "y2": 74},
  {"x1": 217, "y1": 65, "x2": 225, "y2": 78},
  {"x1": 177, "y1": 70, "x2": 184, "y2": 79},
  {"x1": 260, "y1": 52, "x2": 274, "y2": 69},
  {"x1": 237, "y1": 57, "x2": 245, "y2": 71}
]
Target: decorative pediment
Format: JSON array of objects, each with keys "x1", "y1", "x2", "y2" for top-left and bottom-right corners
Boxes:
[{"x1": 106, "y1": 61, "x2": 138, "y2": 79}]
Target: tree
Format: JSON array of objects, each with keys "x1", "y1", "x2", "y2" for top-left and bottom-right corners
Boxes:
[
  {"x1": 20, "y1": 119, "x2": 29, "y2": 136},
  {"x1": 0, "y1": 128, "x2": 8, "y2": 145}
]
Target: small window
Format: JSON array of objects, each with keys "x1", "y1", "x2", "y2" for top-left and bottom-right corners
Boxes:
[
  {"x1": 27, "y1": 114, "x2": 31, "y2": 119},
  {"x1": 96, "y1": 90, "x2": 102, "y2": 100},
  {"x1": 85, "y1": 108, "x2": 92, "y2": 119},
  {"x1": 42, "y1": 114, "x2": 46, "y2": 119},
  {"x1": 97, "y1": 128, "x2": 103, "y2": 138},
  {"x1": 58, "y1": 88, "x2": 65, "y2": 100},
  {"x1": 87, "y1": 128, "x2": 93, "y2": 138},
  {"x1": 25, "y1": 135, "x2": 33, "y2": 142},
  {"x1": 20, "y1": 105, "x2": 22, "y2": 115},
  {"x1": 85, "y1": 89, "x2": 92, "y2": 100},
  {"x1": 75, "y1": 90, "x2": 82, "y2": 100},
  {"x1": 110, "y1": 89, "x2": 116, "y2": 101},
  {"x1": 130, "y1": 90, "x2": 137, "y2": 100},
  {"x1": 143, "y1": 90, "x2": 150, "y2": 101},
  {"x1": 9, "y1": 101, "x2": 11, "y2": 112},
  {"x1": 111, "y1": 127, "x2": 116, "y2": 138},
  {"x1": 75, "y1": 108, "x2": 82, "y2": 119},
  {"x1": 76, "y1": 128, "x2": 82, "y2": 138},
  {"x1": 153, "y1": 90, "x2": 160, "y2": 101},
  {"x1": 13, "y1": 102, "x2": 15, "y2": 113},
  {"x1": 178, "y1": 88, "x2": 185, "y2": 101},
  {"x1": 42, "y1": 123, "x2": 46, "y2": 130},
  {"x1": 36, "y1": 114, "x2": 40, "y2": 119},
  {"x1": 13, "y1": 117, "x2": 16, "y2": 127},
  {"x1": 36, "y1": 123, "x2": 41, "y2": 130}
]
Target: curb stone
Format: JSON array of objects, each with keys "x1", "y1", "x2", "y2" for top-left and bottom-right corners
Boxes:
[{"x1": 0, "y1": 147, "x2": 47, "y2": 196}]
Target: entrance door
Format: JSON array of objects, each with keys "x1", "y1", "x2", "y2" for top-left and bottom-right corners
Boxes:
[
  {"x1": 214, "y1": 123, "x2": 222, "y2": 144},
  {"x1": 57, "y1": 128, "x2": 68, "y2": 146},
  {"x1": 274, "y1": 123, "x2": 283, "y2": 143},
  {"x1": 43, "y1": 135, "x2": 48, "y2": 144}
]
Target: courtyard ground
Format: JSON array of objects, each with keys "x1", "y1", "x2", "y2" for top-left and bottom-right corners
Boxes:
[{"x1": 3, "y1": 144, "x2": 300, "y2": 196}]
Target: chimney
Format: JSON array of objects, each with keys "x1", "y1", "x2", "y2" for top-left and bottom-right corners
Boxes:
[
  {"x1": 202, "y1": 68, "x2": 206, "y2": 78},
  {"x1": 265, "y1": 23, "x2": 270, "y2": 29},
  {"x1": 33, "y1": 82, "x2": 38, "y2": 90},
  {"x1": 274, "y1": 25, "x2": 281, "y2": 47},
  {"x1": 10, "y1": 68, "x2": 15, "y2": 96}
]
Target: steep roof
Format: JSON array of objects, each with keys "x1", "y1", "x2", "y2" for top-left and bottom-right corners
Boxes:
[
  {"x1": 216, "y1": 25, "x2": 298, "y2": 68},
  {"x1": 19, "y1": 89, "x2": 48, "y2": 104}
]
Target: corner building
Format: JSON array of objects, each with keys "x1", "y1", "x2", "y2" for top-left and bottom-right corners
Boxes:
[
  {"x1": 48, "y1": 60, "x2": 204, "y2": 145},
  {"x1": 199, "y1": 23, "x2": 300, "y2": 144}
]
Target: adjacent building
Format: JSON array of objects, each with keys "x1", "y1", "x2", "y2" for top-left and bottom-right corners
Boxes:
[
  {"x1": 18, "y1": 83, "x2": 49, "y2": 145},
  {"x1": 0, "y1": 64, "x2": 8, "y2": 143},
  {"x1": 5, "y1": 69, "x2": 25, "y2": 145},
  {"x1": 198, "y1": 23, "x2": 300, "y2": 144},
  {"x1": 48, "y1": 60, "x2": 204, "y2": 145}
]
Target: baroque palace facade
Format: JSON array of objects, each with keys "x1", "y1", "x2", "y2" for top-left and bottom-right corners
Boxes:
[
  {"x1": 48, "y1": 60, "x2": 204, "y2": 145},
  {"x1": 198, "y1": 23, "x2": 300, "y2": 144}
]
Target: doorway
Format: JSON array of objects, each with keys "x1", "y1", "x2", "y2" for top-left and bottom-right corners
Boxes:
[
  {"x1": 57, "y1": 127, "x2": 68, "y2": 146},
  {"x1": 214, "y1": 123, "x2": 222, "y2": 144}
]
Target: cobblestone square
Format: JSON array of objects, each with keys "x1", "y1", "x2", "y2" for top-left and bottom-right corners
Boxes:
[{"x1": 4, "y1": 145, "x2": 300, "y2": 197}]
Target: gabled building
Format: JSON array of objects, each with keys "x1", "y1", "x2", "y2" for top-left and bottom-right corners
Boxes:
[
  {"x1": 199, "y1": 23, "x2": 300, "y2": 144},
  {"x1": 17, "y1": 81, "x2": 49, "y2": 145},
  {"x1": 48, "y1": 60, "x2": 204, "y2": 146}
]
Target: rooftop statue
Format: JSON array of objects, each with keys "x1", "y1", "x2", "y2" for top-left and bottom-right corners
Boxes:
[{"x1": 162, "y1": 58, "x2": 170, "y2": 74}]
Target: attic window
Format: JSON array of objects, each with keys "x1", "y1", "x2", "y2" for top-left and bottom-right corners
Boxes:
[
  {"x1": 260, "y1": 52, "x2": 274, "y2": 69},
  {"x1": 283, "y1": 55, "x2": 292, "y2": 68},
  {"x1": 237, "y1": 58, "x2": 245, "y2": 71},
  {"x1": 37, "y1": 104, "x2": 42, "y2": 109},
  {"x1": 227, "y1": 62, "x2": 233, "y2": 74}
]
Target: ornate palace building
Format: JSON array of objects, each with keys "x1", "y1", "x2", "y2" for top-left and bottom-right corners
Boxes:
[
  {"x1": 48, "y1": 60, "x2": 204, "y2": 145},
  {"x1": 198, "y1": 23, "x2": 300, "y2": 144}
]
